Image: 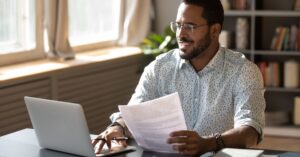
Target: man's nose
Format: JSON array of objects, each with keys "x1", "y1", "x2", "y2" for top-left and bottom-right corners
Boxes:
[{"x1": 176, "y1": 27, "x2": 189, "y2": 39}]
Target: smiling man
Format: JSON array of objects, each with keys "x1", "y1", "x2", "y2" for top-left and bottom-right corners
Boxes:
[{"x1": 93, "y1": 0, "x2": 265, "y2": 156}]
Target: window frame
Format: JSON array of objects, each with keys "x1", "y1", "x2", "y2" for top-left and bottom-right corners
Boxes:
[
  {"x1": 71, "y1": 0, "x2": 125, "y2": 53},
  {"x1": 0, "y1": 0, "x2": 45, "y2": 67}
]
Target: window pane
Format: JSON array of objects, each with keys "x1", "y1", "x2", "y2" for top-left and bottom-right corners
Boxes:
[
  {"x1": 0, "y1": 0, "x2": 36, "y2": 54},
  {"x1": 68, "y1": 0, "x2": 121, "y2": 46}
]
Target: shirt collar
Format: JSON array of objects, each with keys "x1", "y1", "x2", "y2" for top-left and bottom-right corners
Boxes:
[
  {"x1": 203, "y1": 46, "x2": 224, "y2": 72},
  {"x1": 178, "y1": 46, "x2": 225, "y2": 72}
]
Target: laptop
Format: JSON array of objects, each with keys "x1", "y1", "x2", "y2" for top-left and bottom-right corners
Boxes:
[{"x1": 24, "y1": 96, "x2": 135, "y2": 157}]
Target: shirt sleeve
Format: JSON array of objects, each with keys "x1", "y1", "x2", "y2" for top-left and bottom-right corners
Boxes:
[
  {"x1": 127, "y1": 61, "x2": 160, "y2": 105},
  {"x1": 233, "y1": 62, "x2": 266, "y2": 143}
]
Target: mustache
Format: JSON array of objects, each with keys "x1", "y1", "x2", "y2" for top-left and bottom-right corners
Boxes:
[{"x1": 178, "y1": 37, "x2": 193, "y2": 43}]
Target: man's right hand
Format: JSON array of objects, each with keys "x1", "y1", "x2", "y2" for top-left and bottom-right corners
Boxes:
[{"x1": 92, "y1": 124, "x2": 128, "y2": 154}]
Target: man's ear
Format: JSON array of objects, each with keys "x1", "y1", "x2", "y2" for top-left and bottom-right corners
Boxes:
[{"x1": 210, "y1": 23, "x2": 221, "y2": 39}]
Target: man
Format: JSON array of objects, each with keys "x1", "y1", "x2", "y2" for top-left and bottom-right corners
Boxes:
[{"x1": 92, "y1": 0, "x2": 265, "y2": 156}]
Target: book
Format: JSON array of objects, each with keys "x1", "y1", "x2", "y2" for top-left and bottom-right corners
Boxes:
[
  {"x1": 219, "y1": 30, "x2": 231, "y2": 48},
  {"x1": 265, "y1": 63, "x2": 272, "y2": 87},
  {"x1": 258, "y1": 61, "x2": 267, "y2": 86},
  {"x1": 290, "y1": 25, "x2": 298, "y2": 51},
  {"x1": 272, "y1": 62, "x2": 280, "y2": 87},
  {"x1": 215, "y1": 148, "x2": 263, "y2": 157},
  {"x1": 294, "y1": 0, "x2": 300, "y2": 11},
  {"x1": 283, "y1": 28, "x2": 290, "y2": 51},
  {"x1": 233, "y1": 0, "x2": 248, "y2": 10},
  {"x1": 270, "y1": 27, "x2": 281, "y2": 50},
  {"x1": 294, "y1": 96, "x2": 300, "y2": 125},
  {"x1": 276, "y1": 27, "x2": 287, "y2": 51},
  {"x1": 220, "y1": 0, "x2": 230, "y2": 10},
  {"x1": 283, "y1": 60, "x2": 299, "y2": 88},
  {"x1": 297, "y1": 26, "x2": 300, "y2": 51},
  {"x1": 258, "y1": 61, "x2": 281, "y2": 87},
  {"x1": 265, "y1": 111, "x2": 290, "y2": 126}
]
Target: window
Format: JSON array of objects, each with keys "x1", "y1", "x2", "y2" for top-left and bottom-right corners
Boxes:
[
  {"x1": 68, "y1": 0, "x2": 122, "y2": 50},
  {"x1": 0, "y1": 0, "x2": 147, "y2": 66},
  {"x1": 0, "y1": 0, "x2": 43, "y2": 66},
  {"x1": 0, "y1": 0, "x2": 35, "y2": 53}
]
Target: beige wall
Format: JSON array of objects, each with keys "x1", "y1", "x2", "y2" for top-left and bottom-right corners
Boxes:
[{"x1": 154, "y1": 0, "x2": 181, "y2": 34}]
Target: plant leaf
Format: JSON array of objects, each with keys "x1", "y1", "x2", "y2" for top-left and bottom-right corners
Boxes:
[
  {"x1": 149, "y1": 34, "x2": 164, "y2": 43},
  {"x1": 159, "y1": 36, "x2": 172, "y2": 50}
]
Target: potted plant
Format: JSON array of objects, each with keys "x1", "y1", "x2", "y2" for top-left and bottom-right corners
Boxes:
[{"x1": 140, "y1": 26, "x2": 178, "y2": 59}]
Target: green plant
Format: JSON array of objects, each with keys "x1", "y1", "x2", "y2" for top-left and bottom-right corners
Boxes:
[{"x1": 140, "y1": 26, "x2": 178, "y2": 58}]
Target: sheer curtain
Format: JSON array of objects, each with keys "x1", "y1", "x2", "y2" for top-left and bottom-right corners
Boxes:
[
  {"x1": 119, "y1": 0, "x2": 151, "y2": 46},
  {"x1": 44, "y1": 0, "x2": 74, "y2": 59},
  {"x1": 44, "y1": 0, "x2": 151, "y2": 59}
]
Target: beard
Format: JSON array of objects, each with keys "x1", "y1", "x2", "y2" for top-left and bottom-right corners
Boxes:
[{"x1": 178, "y1": 32, "x2": 211, "y2": 60}]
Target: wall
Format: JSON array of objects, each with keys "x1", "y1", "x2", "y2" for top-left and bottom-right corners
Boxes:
[
  {"x1": 153, "y1": 0, "x2": 181, "y2": 34},
  {"x1": 0, "y1": 53, "x2": 144, "y2": 136}
]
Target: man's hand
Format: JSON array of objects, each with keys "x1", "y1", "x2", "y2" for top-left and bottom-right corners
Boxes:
[
  {"x1": 166, "y1": 130, "x2": 210, "y2": 156},
  {"x1": 91, "y1": 125, "x2": 127, "y2": 154}
]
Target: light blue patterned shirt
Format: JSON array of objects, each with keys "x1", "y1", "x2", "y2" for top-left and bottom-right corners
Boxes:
[{"x1": 111, "y1": 47, "x2": 265, "y2": 140}]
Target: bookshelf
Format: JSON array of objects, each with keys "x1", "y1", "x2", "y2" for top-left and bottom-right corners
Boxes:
[{"x1": 222, "y1": 0, "x2": 300, "y2": 130}]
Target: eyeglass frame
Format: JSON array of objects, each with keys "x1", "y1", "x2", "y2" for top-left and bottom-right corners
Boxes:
[{"x1": 170, "y1": 22, "x2": 208, "y2": 34}]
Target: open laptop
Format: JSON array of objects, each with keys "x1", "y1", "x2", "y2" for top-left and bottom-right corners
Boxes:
[{"x1": 24, "y1": 96, "x2": 135, "y2": 157}]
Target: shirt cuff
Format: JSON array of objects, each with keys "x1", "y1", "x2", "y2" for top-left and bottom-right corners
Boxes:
[{"x1": 109, "y1": 112, "x2": 122, "y2": 123}]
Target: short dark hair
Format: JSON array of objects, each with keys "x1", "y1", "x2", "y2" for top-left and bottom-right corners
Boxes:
[{"x1": 182, "y1": 0, "x2": 224, "y2": 29}]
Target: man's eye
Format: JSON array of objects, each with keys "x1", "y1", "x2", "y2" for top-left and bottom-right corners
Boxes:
[{"x1": 186, "y1": 25, "x2": 194, "y2": 29}]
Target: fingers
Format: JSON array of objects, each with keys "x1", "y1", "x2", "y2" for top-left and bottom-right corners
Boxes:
[
  {"x1": 91, "y1": 138, "x2": 98, "y2": 147},
  {"x1": 93, "y1": 127, "x2": 128, "y2": 155},
  {"x1": 107, "y1": 136, "x2": 128, "y2": 148},
  {"x1": 93, "y1": 138, "x2": 106, "y2": 154},
  {"x1": 167, "y1": 130, "x2": 203, "y2": 156},
  {"x1": 118, "y1": 140, "x2": 128, "y2": 147},
  {"x1": 167, "y1": 131, "x2": 199, "y2": 144},
  {"x1": 95, "y1": 140, "x2": 106, "y2": 154},
  {"x1": 167, "y1": 130, "x2": 200, "y2": 145},
  {"x1": 172, "y1": 143, "x2": 199, "y2": 156},
  {"x1": 92, "y1": 137, "x2": 105, "y2": 147},
  {"x1": 169, "y1": 130, "x2": 197, "y2": 137},
  {"x1": 167, "y1": 135, "x2": 193, "y2": 144},
  {"x1": 106, "y1": 136, "x2": 112, "y2": 149}
]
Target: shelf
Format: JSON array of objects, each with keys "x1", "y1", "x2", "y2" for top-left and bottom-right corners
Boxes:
[
  {"x1": 225, "y1": 10, "x2": 300, "y2": 17},
  {"x1": 254, "y1": 10, "x2": 300, "y2": 17},
  {"x1": 224, "y1": 10, "x2": 253, "y2": 16},
  {"x1": 232, "y1": 49, "x2": 251, "y2": 54},
  {"x1": 266, "y1": 87, "x2": 300, "y2": 93},
  {"x1": 222, "y1": 0, "x2": 300, "y2": 121},
  {"x1": 255, "y1": 51, "x2": 300, "y2": 56},
  {"x1": 264, "y1": 126, "x2": 300, "y2": 138}
]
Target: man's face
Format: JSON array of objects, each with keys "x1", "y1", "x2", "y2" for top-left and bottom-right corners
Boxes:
[{"x1": 175, "y1": 3, "x2": 211, "y2": 60}]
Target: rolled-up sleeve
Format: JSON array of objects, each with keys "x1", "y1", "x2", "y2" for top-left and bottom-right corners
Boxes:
[{"x1": 233, "y1": 63, "x2": 266, "y2": 143}]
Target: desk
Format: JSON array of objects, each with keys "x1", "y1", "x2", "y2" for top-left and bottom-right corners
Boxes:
[{"x1": 1, "y1": 129, "x2": 300, "y2": 157}]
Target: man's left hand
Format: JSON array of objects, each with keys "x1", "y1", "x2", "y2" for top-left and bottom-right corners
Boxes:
[{"x1": 166, "y1": 130, "x2": 208, "y2": 156}]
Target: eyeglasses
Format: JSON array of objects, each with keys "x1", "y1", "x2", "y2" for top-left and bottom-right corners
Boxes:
[{"x1": 170, "y1": 22, "x2": 207, "y2": 33}]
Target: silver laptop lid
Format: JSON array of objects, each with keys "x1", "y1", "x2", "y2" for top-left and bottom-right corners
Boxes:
[{"x1": 24, "y1": 96, "x2": 95, "y2": 157}]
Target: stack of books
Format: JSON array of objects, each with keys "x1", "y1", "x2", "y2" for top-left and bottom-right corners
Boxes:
[
  {"x1": 257, "y1": 61, "x2": 281, "y2": 87},
  {"x1": 265, "y1": 111, "x2": 290, "y2": 126},
  {"x1": 270, "y1": 25, "x2": 300, "y2": 51}
]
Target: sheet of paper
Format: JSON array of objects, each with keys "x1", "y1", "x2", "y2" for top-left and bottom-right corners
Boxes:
[
  {"x1": 215, "y1": 148, "x2": 264, "y2": 157},
  {"x1": 119, "y1": 92, "x2": 187, "y2": 153}
]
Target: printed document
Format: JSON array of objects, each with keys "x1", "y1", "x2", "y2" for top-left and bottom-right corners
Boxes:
[
  {"x1": 119, "y1": 92, "x2": 187, "y2": 153},
  {"x1": 215, "y1": 148, "x2": 264, "y2": 157}
]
